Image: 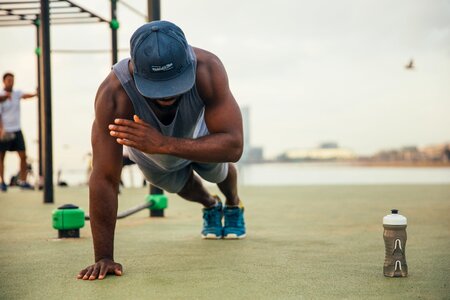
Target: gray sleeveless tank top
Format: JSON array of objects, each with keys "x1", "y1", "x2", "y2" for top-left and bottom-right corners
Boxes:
[{"x1": 112, "y1": 50, "x2": 209, "y2": 172}]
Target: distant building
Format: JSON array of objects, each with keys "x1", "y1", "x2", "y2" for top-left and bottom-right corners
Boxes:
[
  {"x1": 421, "y1": 143, "x2": 450, "y2": 161},
  {"x1": 279, "y1": 143, "x2": 356, "y2": 161},
  {"x1": 371, "y1": 143, "x2": 450, "y2": 162},
  {"x1": 246, "y1": 146, "x2": 264, "y2": 163}
]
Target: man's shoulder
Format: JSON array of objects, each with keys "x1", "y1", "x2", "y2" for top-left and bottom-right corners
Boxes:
[
  {"x1": 98, "y1": 71, "x2": 123, "y2": 94},
  {"x1": 193, "y1": 47, "x2": 222, "y2": 73},
  {"x1": 192, "y1": 47, "x2": 229, "y2": 102},
  {"x1": 95, "y1": 71, "x2": 133, "y2": 117}
]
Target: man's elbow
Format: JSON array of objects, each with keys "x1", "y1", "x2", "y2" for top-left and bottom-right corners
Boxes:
[
  {"x1": 228, "y1": 140, "x2": 243, "y2": 163},
  {"x1": 89, "y1": 171, "x2": 120, "y2": 194}
]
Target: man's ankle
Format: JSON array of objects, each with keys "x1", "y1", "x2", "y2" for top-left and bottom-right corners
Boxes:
[
  {"x1": 225, "y1": 197, "x2": 240, "y2": 207},
  {"x1": 204, "y1": 196, "x2": 218, "y2": 208}
]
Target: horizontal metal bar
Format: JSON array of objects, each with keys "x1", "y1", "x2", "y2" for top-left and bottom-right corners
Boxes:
[
  {"x1": 0, "y1": 21, "x2": 33, "y2": 27},
  {"x1": 0, "y1": 15, "x2": 27, "y2": 20},
  {"x1": 0, "y1": 13, "x2": 94, "y2": 20},
  {"x1": 0, "y1": 18, "x2": 108, "y2": 26},
  {"x1": 52, "y1": 48, "x2": 129, "y2": 54},
  {"x1": 50, "y1": 15, "x2": 100, "y2": 20},
  {"x1": 0, "y1": 5, "x2": 76, "y2": 12},
  {"x1": 50, "y1": 19, "x2": 103, "y2": 25},
  {"x1": 0, "y1": 0, "x2": 58, "y2": 4},
  {"x1": 0, "y1": 6, "x2": 40, "y2": 10},
  {"x1": 0, "y1": 1, "x2": 40, "y2": 5}
]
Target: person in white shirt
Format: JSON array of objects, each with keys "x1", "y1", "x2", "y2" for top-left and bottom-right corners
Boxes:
[{"x1": 0, "y1": 72, "x2": 37, "y2": 192}]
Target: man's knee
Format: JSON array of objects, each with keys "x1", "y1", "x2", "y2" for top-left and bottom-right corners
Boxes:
[{"x1": 177, "y1": 171, "x2": 197, "y2": 196}]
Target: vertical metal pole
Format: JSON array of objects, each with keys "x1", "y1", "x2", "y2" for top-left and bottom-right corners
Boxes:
[
  {"x1": 111, "y1": 0, "x2": 118, "y2": 65},
  {"x1": 40, "y1": 0, "x2": 53, "y2": 203},
  {"x1": 149, "y1": 185, "x2": 164, "y2": 217},
  {"x1": 147, "y1": 0, "x2": 161, "y2": 21},
  {"x1": 35, "y1": 17, "x2": 43, "y2": 186},
  {"x1": 147, "y1": 0, "x2": 163, "y2": 216}
]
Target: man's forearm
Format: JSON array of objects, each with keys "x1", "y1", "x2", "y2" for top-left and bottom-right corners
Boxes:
[
  {"x1": 163, "y1": 133, "x2": 243, "y2": 163},
  {"x1": 22, "y1": 93, "x2": 37, "y2": 99},
  {"x1": 89, "y1": 174, "x2": 119, "y2": 262}
]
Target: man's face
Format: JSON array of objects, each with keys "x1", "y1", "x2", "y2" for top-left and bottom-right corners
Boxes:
[
  {"x1": 3, "y1": 75, "x2": 14, "y2": 90},
  {"x1": 146, "y1": 95, "x2": 182, "y2": 111},
  {"x1": 130, "y1": 61, "x2": 182, "y2": 112}
]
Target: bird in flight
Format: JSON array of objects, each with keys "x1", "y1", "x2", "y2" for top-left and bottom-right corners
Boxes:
[{"x1": 405, "y1": 59, "x2": 415, "y2": 70}]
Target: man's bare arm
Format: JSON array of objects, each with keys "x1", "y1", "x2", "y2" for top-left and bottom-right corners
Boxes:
[
  {"x1": 78, "y1": 73, "x2": 131, "y2": 280},
  {"x1": 22, "y1": 92, "x2": 37, "y2": 99}
]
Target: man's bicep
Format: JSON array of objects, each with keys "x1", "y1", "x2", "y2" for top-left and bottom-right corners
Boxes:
[
  {"x1": 91, "y1": 118, "x2": 123, "y2": 184},
  {"x1": 202, "y1": 59, "x2": 243, "y2": 137},
  {"x1": 204, "y1": 93, "x2": 242, "y2": 136},
  {"x1": 90, "y1": 85, "x2": 124, "y2": 183},
  {"x1": 199, "y1": 54, "x2": 242, "y2": 136}
]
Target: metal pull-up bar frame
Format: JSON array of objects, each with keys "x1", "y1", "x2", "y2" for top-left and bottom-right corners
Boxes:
[
  {"x1": 0, "y1": 0, "x2": 161, "y2": 204},
  {"x1": 0, "y1": 0, "x2": 115, "y2": 203}
]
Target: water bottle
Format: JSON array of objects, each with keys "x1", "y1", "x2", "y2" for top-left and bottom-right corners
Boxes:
[{"x1": 383, "y1": 209, "x2": 408, "y2": 277}]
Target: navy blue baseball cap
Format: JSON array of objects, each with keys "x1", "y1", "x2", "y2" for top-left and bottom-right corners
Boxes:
[{"x1": 130, "y1": 20, "x2": 195, "y2": 99}]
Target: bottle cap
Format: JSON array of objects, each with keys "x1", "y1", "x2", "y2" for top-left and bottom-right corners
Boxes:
[{"x1": 383, "y1": 209, "x2": 407, "y2": 225}]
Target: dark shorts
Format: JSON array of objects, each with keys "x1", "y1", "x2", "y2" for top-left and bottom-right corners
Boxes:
[
  {"x1": 122, "y1": 156, "x2": 135, "y2": 166},
  {"x1": 138, "y1": 161, "x2": 229, "y2": 193},
  {"x1": 0, "y1": 130, "x2": 26, "y2": 152}
]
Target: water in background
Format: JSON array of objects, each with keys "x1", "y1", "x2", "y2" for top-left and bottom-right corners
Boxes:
[
  {"x1": 57, "y1": 162, "x2": 450, "y2": 187},
  {"x1": 238, "y1": 163, "x2": 450, "y2": 186}
]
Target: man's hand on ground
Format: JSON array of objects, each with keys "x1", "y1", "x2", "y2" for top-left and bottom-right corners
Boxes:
[{"x1": 77, "y1": 258, "x2": 123, "y2": 280}]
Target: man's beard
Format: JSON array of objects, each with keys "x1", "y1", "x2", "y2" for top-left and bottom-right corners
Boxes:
[{"x1": 154, "y1": 98, "x2": 181, "y2": 112}]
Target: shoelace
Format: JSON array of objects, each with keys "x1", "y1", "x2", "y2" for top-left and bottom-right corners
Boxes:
[
  {"x1": 225, "y1": 209, "x2": 241, "y2": 227},
  {"x1": 203, "y1": 209, "x2": 220, "y2": 227}
]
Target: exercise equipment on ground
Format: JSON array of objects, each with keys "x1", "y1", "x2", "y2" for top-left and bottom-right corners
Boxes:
[
  {"x1": 52, "y1": 204, "x2": 85, "y2": 238},
  {"x1": 52, "y1": 193, "x2": 168, "y2": 238},
  {"x1": 84, "y1": 193, "x2": 168, "y2": 220}
]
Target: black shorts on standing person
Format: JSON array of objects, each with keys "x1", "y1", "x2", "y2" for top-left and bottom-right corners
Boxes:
[{"x1": 0, "y1": 130, "x2": 26, "y2": 152}]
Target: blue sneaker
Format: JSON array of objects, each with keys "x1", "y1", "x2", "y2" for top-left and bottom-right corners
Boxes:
[
  {"x1": 223, "y1": 204, "x2": 246, "y2": 239},
  {"x1": 1, "y1": 182, "x2": 7, "y2": 192},
  {"x1": 18, "y1": 181, "x2": 34, "y2": 190},
  {"x1": 201, "y1": 196, "x2": 223, "y2": 239}
]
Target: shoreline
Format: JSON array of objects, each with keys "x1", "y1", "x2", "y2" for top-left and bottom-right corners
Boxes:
[
  {"x1": 241, "y1": 160, "x2": 450, "y2": 168},
  {"x1": 350, "y1": 161, "x2": 450, "y2": 168}
]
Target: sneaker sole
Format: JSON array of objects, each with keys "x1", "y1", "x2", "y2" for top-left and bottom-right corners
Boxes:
[
  {"x1": 201, "y1": 233, "x2": 222, "y2": 240},
  {"x1": 223, "y1": 233, "x2": 246, "y2": 240}
]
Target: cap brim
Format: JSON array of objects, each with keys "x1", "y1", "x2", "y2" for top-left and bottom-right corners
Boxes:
[{"x1": 134, "y1": 63, "x2": 195, "y2": 99}]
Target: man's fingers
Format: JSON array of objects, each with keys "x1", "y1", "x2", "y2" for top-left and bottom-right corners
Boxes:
[
  {"x1": 89, "y1": 264, "x2": 101, "y2": 280},
  {"x1": 77, "y1": 268, "x2": 88, "y2": 279},
  {"x1": 133, "y1": 115, "x2": 148, "y2": 125},
  {"x1": 110, "y1": 131, "x2": 139, "y2": 141},
  {"x1": 98, "y1": 264, "x2": 108, "y2": 280},
  {"x1": 108, "y1": 124, "x2": 139, "y2": 135},
  {"x1": 114, "y1": 118, "x2": 142, "y2": 128},
  {"x1": 78, "y1": 261, "x2": 123, "y2": 281},
  {"x1": 116, "y1": 138, "x2": 140, "y2": 149},
  {"x1": 114, "y1": 264, "x2": 123, "y2": 276},
  {"x1": 83, "y1": 267, "x2": 93, "y2": 280}
]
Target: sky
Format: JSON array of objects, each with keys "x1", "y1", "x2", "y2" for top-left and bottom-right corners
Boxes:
[{"x1": 1, "y1": 0, "x2": 449, "y2": 177}]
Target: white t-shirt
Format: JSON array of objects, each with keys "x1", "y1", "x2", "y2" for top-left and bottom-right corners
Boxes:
[{"x1": 0, "y1": 89, "x2": 23, "y2": 132}]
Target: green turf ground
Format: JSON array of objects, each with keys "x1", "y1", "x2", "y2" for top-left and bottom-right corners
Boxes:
[{"x1": 1, "y1": 185, "x2": 449, "y2": 299}]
